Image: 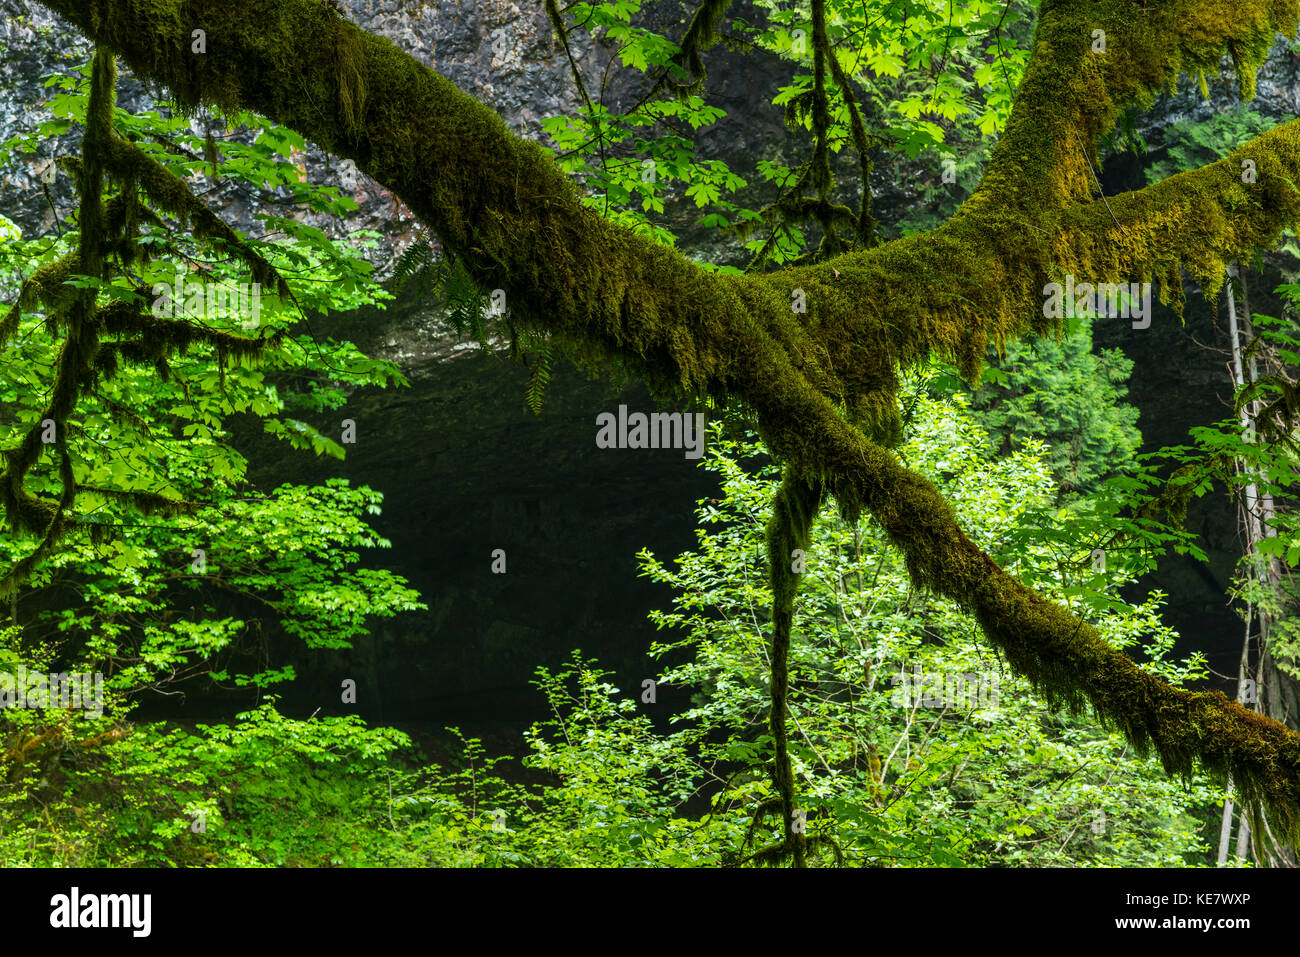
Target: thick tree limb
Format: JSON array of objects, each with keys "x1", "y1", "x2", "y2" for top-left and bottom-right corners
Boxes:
[
  {"x1": 977, "y1": 0, "x2": 1297, "y2": 213},
  {"x1": 32, "y1": 0, "x2": 1300, "y2": 839}
]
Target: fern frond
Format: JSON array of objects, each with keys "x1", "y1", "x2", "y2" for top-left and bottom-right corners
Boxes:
[
  {"x1": 392, "y1": 231, "x2": 438, "y2": 293},
  {"x1": 524, "y1": 340, "x2": 552, "y2": 416}
]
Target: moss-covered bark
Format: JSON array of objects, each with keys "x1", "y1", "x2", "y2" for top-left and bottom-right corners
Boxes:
[
  {"x1": 31, "y1": 0, "x2": 1300, "y2": 845},
  {"x1": 1, "y1": 44, "x2": 281, "y2": 597},
  {"x1": 763, "y1": 470, "x2": 823, "y2": 866}
]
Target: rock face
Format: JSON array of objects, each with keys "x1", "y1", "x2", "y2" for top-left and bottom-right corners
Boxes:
[
  {"x1": 0, "y1": 0, "x2": 591, "y2": 274},
  {"x1": 2, "y1": 2, "x2": 1298, "y2": 723},
  {"x1": 0, "y1": 3, "x2": 92, "y2": 238}
]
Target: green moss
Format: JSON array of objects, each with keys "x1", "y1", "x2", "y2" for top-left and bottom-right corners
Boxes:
[
  {"x1": 0, "y1": 252, "x2": 79, "y2": 344},
  {"x1": 2, "y1": 50, "x2": 118, "y2": 587},
  {"x1": 2, "y1": 47, "x2": 242, "y2": 597},
  {"x1": 760, "y1": 470, "x2": 823, "y2": 868},
  {"x1": 39, "y1": 0, "x2": 1300, "y2": 851},
  {"x1": 103, "y1": 136, "x2": 288, "y2": 296}
]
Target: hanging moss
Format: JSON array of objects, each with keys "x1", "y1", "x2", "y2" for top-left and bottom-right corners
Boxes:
[
  {"x1": 1, "y1": 44, "x2": 271, "y2": 598},
  {"x1": 102, "y1": 136, "x2": 288, "y2": 296},
  {"x1": 758, "y1": 470, "x2": 824, "y2": 868},
  {"x1": 646, "y1": 0, "x2": 734, "y2": 103},
  {"x1": 0, "y1": 252, "x2": 79, "y2": 344},
  {"x1": 1, "y1": 49, "x2": 116, "y2": 592}
]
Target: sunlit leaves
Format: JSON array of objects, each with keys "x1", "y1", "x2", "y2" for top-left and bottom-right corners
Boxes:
[
  {"x1": 0, "y1": 55, "x2": 424, "y2": 742},
  {"x1": 535, "y1": 0, "x2": 1037, "y2": 267}
]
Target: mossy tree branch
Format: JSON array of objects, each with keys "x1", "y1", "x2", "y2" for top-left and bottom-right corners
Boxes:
[
  {"x1": 1, "y1": 43, "x2": 276, "y2": 596},
  {"x1": 973, "y1": 0, "x2": 1297, "y2": 215},
  {"x1": 32, "y1": 0, "x2": 1300, "y2": 843},
  {"x1": 646, "y1": 0, "x2": 733, "y2": 103}
]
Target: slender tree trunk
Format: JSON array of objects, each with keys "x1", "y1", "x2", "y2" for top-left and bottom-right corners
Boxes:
[{"x1": 1221, "y1": 265, "x2": 1292, "y2": 865}]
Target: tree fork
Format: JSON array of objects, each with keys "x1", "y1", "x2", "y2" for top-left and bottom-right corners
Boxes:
[{"x1": 32, "y1": 0, "x2": 1300, "y2": 844}]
